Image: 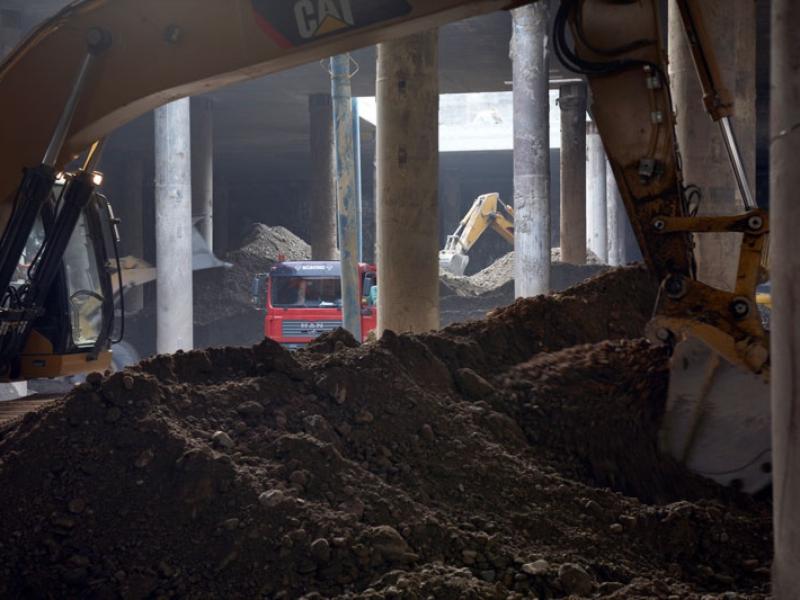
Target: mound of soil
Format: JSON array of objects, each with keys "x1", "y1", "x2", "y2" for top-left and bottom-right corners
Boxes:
[
  {"x1": 194, "y1": 224, "x2": 310, "y2": 327},
  {"x1": 0, "y1": 267, "x2": 772, "y2": 599},
  {"x1": 439, "y1": 252, "x2": 609, "y2": 326}
]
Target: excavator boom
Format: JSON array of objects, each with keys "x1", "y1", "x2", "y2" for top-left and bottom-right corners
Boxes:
[
  {"x1": 0, "y1": 0, "x2": 521, "y2": 217},
  {"x1": 560, "y1": 0, "x2": 770, "y2": 492}
]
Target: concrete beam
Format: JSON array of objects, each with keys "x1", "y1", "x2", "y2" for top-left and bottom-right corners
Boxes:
[
  {"x1": 376, "y1": 30, "x2": 439, "y2": 335},
  {"x1": 511, "y1": 3, "x2": 551, "y2": 298},
  {"x1": 154, "y1": 99, "x2": 193, "y2": 354},
  {"x1": 559, "y1": 82, "x2": 587, "y2": 265}
]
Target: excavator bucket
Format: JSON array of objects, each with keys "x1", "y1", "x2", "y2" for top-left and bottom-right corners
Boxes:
[
  {"x1": 660, "y1": 335, "x2": 772, "y2": 494},
  {"x1": 439, "y1": 249, "x2": 469, "y2": 276}
]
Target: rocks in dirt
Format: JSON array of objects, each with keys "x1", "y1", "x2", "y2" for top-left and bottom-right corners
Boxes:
[
  {"x1": 212, "y1": 430, "x2": 235, "y2": 449},
  {"x1": 259, "y1": 489, "x2": 287, "y2": 508},
  {"x1": 439, "y1": 251, "x2": 611, "y2": 326},
  {"x1": 558, "y1": 562, "x2": 595, "y2": 596},
  {"x1": 194, "y1": 223, "x2": 310, "y2": 327},
  {"x1": 362, "y1": 526, "x2": 414, "y2": 564},
  {"x1": 236, "y1": 401, "x2": 264, "y2": 419},
  {"x1": 454, "y1": 368, "x2": 493, "y2": 399},
  {"x1": 522, "y1": 559, "x2": 549, "y2": 576}
]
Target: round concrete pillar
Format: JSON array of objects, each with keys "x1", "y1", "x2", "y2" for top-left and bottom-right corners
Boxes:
[
  {"x1": 376, "y1": 30, "x2": 439, "y2": 335},
  {"x1": 154, "y1": 99, "x2": 194, "y2": 354},
  {"x1": 511, "y1": 3, "x2": 551, "y2": 298},
  {"x1": 586, "y1": 121, "x2": 607, "y2": 263}
]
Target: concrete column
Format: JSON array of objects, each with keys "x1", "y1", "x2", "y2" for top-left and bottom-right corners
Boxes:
[
  {"x1": 559, "y1": 82, "x2": 588, "y2": 265},
  {"x1": 606, "y1": 160, "x2": 626, "y2": 267},
  {"x1": 330, "y1": 54, "x2": 361, "y2": 340},
  {"x1": 154, "y1": 99, "x2": 193, "y2": 354},
  {"x1": 440, "y1": 169, "x2": 462, "y2": 245},
  {"x1": 511, "y1": 3, "x2": 551, "y2": 298},
  {"x1": 771, "y1": 1, "x2": 800, "y2": 596},
  {"x1": 308, "y1": 94, "x2": 338, "y2": 260},
  {"x1": 352, "y1": 98, "x2": 364, "y2": 262},
  {"x1": 376, "y1": 30, "x2": 439, "y2": 335},
  {"x1": 191, "y1": 97, "x2": 214, "y2": 251},
  {"x1": 669, "y1": 0, "x2": 741, "y2": 291},
  {"x1": 586, "y1": 121, "x2": 607, "y2": 263},
  {"x1": 122, "y1": 154, "x2": 145, "y2": 313}
]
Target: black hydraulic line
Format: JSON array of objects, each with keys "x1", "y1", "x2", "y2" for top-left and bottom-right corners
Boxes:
[
  {"x1": 0, "y1": 173, "x2": 98, "y2": 364},
  {"x1": 0, "y1": 166, "x2": 56, "y2": 296}
]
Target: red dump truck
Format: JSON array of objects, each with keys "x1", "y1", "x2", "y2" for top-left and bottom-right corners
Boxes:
[{"x1": 252, "y1": 261, "x2": 378, "y2": 349}]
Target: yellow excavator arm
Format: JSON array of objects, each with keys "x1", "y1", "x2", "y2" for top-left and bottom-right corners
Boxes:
[
  {"x1": 439, "y1": 192, "x2": 515, "y2": 275},
  {"x1": 560, "y1": 0, "x2": 770, "y2": 492}
]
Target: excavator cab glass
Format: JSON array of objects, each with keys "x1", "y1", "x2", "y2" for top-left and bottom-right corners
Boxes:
[{"x1": 63, "y1": 208, "x2": 106, "y2": 347}]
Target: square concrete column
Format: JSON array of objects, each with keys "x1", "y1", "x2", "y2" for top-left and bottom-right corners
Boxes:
[
  {"x1": 308, "y1": 94, "x2": 338, "y2": 261},
  {"x1": 770, "y1": 0, "x2": 800, "y2": 596},
  {"x1": 558, "y1": 82, "x2": 588, "y2": 265},
  {"x1": 668, "y1": 0, "x2": 754, "y2": 291}
]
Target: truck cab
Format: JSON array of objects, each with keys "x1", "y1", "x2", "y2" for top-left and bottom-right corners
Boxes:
[{"x1": 253, "y1": 261, "x2": 377, "y2": 349}]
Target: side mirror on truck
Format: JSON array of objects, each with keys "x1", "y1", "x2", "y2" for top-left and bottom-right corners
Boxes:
[{"x1": 251, "y1": 273, "x2": 269, "y2": 311}]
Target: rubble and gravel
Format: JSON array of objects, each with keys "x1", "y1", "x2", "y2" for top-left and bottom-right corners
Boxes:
[
  {"x1": 0, "y1": 266, "x2": 772, "y2": 599},
  {"x1": 439, "y1": 250, "x2": 609, "y2": 326},
  {"x1": 194, "y1": 224, "x2": 310, "y2": 327}
]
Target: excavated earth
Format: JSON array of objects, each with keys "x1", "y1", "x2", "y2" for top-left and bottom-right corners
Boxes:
[
  {"x1": 0, "y1": 267, "x2": 772, "y2": 599},
  {"x1": 439, "y1": 250, "x2": 608, "y2": 326}
]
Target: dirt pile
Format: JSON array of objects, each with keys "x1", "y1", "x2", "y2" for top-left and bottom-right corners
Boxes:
[
  {"x1": 439, "y1": 251, "x2": 610, "y2": 326},
  {"x1": 0, "y1": 267, "x2": 772, "y2": 599},
  {"x1": 195, "y1": 224, "x2": 310, "y2": 327}
]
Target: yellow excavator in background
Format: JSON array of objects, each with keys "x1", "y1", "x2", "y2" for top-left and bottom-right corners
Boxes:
[
  {"x1": 0, "y1": 0, "x2": 771, "y2": 493},
  {"x1": 439, "y1": 192, "x2": 514, "y2": 276}
]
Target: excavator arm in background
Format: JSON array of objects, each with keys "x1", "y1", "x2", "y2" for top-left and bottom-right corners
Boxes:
[
  {"x1": 439, "y1": 192, "x2": 515, "y2": 275},
  {"x1": 558, "y1": 0, "x2": 770, "y2": 492}
]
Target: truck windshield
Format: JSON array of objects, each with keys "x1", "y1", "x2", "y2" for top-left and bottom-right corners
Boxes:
[{"x1": 271, "y1": 276, "x2": 342, "y2": 308}]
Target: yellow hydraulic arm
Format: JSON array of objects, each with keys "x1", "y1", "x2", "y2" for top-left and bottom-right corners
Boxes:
[
  {"x1": 558, "y1": 0, "x2": 770, "y2": 492},
  {"x1": 439, "y1": 193, "x2": 514, "y2": 275}
]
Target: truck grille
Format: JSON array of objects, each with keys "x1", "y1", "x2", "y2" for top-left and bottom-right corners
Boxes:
[{"x1": 281, "y1": 320, "x2": 342, "y2": 339}]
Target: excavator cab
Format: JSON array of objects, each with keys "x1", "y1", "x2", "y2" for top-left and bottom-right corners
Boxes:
[{"x1": 0, "y1": 173, "x2": 117, "y2": 381}]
